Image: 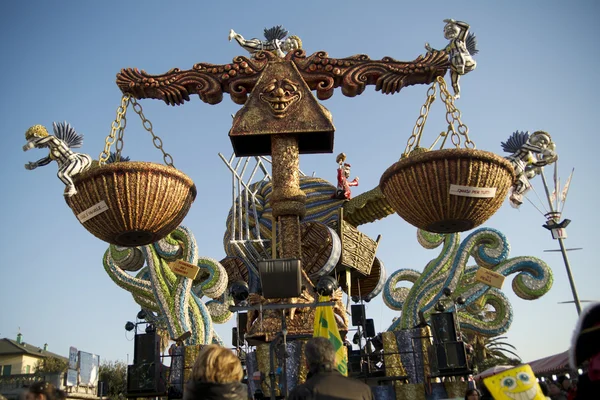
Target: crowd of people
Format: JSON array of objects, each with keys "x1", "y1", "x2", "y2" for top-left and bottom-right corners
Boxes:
[{"x1": 20, "y1": 301, "x2": 599, "y2": 400}]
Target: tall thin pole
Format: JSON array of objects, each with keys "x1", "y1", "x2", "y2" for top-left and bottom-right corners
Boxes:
[
  {"x1": 540, "y1": 171, "x2": 582, "y2": 315},
  {"x1": 557, "y1": 237, "x2": 582, "y2": 315}
]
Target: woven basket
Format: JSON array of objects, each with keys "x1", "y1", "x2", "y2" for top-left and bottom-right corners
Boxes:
[
  {"x1": 65, "y1": 161, "x2": 196, "y2": 246},
  {"x1": 380, "y1": 149, "x2": 515, "y2": 233}
]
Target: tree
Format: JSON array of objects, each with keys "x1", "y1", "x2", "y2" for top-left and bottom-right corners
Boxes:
[
  {"x1": 34, "y1": 357, "x2": 68, "y2": 374},
  {"x1": 98, "y1": 360, "x2": 127, "y2": 400},
  {"x1": 466, "y1": 334, "x2": 522, "y2": 373}
]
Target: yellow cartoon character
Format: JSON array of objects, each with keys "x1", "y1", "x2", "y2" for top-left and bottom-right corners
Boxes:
[{"x1": 483, "y1": 364, "x2": 545, "y2": 400}]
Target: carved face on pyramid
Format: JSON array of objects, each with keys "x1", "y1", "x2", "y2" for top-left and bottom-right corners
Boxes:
[{"x1": 259, "y1": 78, "x2": 302, "y2": 118}]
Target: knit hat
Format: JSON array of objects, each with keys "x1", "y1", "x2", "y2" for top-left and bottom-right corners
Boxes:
[{"x1": 570, "y1": 302, "x2": 600, "y2": 369}]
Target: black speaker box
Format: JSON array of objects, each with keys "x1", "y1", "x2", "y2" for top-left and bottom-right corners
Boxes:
[
  {"x1": 435, "y1": 341, "x2": 467, "y2": 371},
  {"x1": 258, "y1": 259, "x2": 302, "y2": 298},
  {"x1": 351, "y1": 304, "x2": 365, "y2": 327},
  {"x1": 365, "y1": 318, "x2": 376, "y2": 338},
  {"x1": 431, "y1": 312, "x2": 459, "y2": 343},
  {"x1": 134, "y1": 332, "x2": 160, "y2": 364},
  {"x1": 127, "y1": 362, "x2": 165, "y2": 395}
]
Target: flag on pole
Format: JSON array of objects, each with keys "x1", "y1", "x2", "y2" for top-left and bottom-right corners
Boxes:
[
  {"x1": 313, "y1": 295, "x2": 348, "y2": 376},
  {"x1": 561, "y1": 169, "x2": 574, "y2": 207}
]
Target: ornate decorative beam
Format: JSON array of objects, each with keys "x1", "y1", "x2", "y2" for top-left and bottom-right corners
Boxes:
[{"x1": 116, "y1": 50, "x2": 449, "y2": 106}]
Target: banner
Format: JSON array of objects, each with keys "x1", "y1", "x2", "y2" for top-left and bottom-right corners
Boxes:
[{"x1": 313, "y1": 295, "x2": 348, "y2": 376}]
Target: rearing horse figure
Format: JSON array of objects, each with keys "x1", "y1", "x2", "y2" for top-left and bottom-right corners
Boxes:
[{"x1": 23, "y1": 121, "x2": 92, "y2": 197}]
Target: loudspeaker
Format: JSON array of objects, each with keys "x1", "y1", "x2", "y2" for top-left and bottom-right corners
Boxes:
[
  {"x1": 127, "y1": 362, "x2": 165, "y2": 395},
  {"x1": 431, "y1": 312, "x2": 459, "y2": 343},
  {"x1": 365, "y1": 319, "x2": 376, "y2": 338},
  {"x1": 134, "y1": 332, "x2": 160, "y2": 364},
  {"x1": 238, "y1": 312, "x2": 248, "y2": 335},
  {"x1": 258, "y1": 259, "x2": 302, "y2": 298},
  {"x1": 347, "y1": 349, "x2": 362, "y2": 374},
  {"x1": 435, "y1": 341, "x2": 467, "y2": 371},
  {"x1": 351, "y1": 304, "x2": 365, "y2": 327},
  {"x1": 233, "y1": 312, "x2": 248, "y2": 347}
]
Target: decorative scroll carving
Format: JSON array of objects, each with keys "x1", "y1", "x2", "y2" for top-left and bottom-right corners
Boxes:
[
  {"x1": 116, "y1": 50, "x2": 450, "y2": 105},
  {"x1": 290, "y1": 50, "x2": 450, "y2": 100}
]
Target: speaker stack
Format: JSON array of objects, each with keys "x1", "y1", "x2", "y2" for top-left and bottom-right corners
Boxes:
[
  {"x1": 127, "y1": 331, "x2": 165, "y2": 396},
  {"x1": 430, "y1": 312, "x2": 468, "y2": 374}
]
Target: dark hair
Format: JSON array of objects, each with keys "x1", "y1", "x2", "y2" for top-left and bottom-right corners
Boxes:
[
  {"x1": 464, "y1": 388, "x2": 481, "y2": 399},
  {"x1": 538, "y1": 381, "x2": 549, "y2": 395},
  {"x1": 305, "y1": 337, "x2": 335, "y2": 370},
  {"x1": 28, "y1": 382, "x2": 65, "y2": 400}
]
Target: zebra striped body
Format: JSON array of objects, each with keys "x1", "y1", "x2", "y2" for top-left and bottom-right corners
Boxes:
[{"x1": 24, "y1": 134, "x2": 92, "y2": 197}]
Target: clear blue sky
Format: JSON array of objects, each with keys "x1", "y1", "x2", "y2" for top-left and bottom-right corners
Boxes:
[{"x1": 1, "y1": 0, "x2": 599, "y2": 365}]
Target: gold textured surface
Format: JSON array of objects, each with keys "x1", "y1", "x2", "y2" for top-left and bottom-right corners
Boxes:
[
  {"x1": 245, "y1": 290, "x2": 348, "y2": 340},
  {"x1": 300, "y1": 221, "x2": 337, "y2": 277},
  {"x1": 229, "y1": 61, "x2": 335, "y2": 156},
  {"x1": 338, "y1": 256, "x2": 383, "y2": 299},
  {"x1": 183, "y1": 344, "x2": 203, "y2": 382},
  {"x1": 342, "y1": 186, "x2": 395, "y2": 227},
  {"x1": 380, "y1": 148, "x2": 515, "y2": 233},
  {"x1": 444, "y1": 381, "x2": 469, "y2": 398},
  {"x1": 382, "y1": 331, "x2": 406, "y2": 377},
  {"x1": 418, "y1": 326, "x2": 433, "y2": 379},
  {"x1": 256, "y1": 344, "x2": 282, "y2": 396},
  {"x1": 395, "y1": 383, "x2": 426, "y2": 400},
  {"x1": 338, "y1": 220, "x2": 378, "y2": 276},
  {"x1": 65, "y1": 161, "x2": 196, "y2": 246}
]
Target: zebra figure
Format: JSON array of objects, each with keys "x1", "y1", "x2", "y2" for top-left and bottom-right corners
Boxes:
[
  {"x1": 228, "y1": 26, "x2": 302, "y2": 58},
  {"x1": 501, "y1": 130, "x2": 558, "y2": 208},
  {"x1": 23, "y1": 121, "x2": 93, "y2": 197}
]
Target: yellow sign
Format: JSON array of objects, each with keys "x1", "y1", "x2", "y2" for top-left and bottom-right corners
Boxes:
[
  {"x1": 475, "y1": 268, "x2": 505, "y2": 289},
  {"x1": 484, "y1": 364, "x2": 545, "y2": 400},
  {"x1": 169, "y1": 260, "x2": 200, "y2": 280}
]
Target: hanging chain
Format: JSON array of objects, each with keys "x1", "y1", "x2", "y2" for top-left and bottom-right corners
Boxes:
[
  {"x1": 130, "y1": 98, "x2": 175, "y2": 167},
  {"x1": 402, "y1": 76, "x2": 475, "y2": 157},
  {"x1": 114, "y1": 113, "x2": 127, "y2": 162},
  {"x1": 99, "y1": 95, "x2": 130, "y2": 165},
  {"x1": 437, "y1": 76, "x2": 475, "y2": 149},
  {"x1": 403, "y1": 83, "x2": 437, "y2": 157}
]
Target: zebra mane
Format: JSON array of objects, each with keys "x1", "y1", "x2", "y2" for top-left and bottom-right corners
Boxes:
[
  {"x1": 501, "y1": 131, "x2": 530, "y2": 154},
  {"x1": 53, "y1": 121, "x2": 84, "y2": 148},
  {"x1": 466, "y1": 32, "x2": 479, "y2": 56},
  {"x1": 107, "y1": 152, "x2": 131, "y2": 163},
  {"x1": 264, "y1": 25, "x2": 288, "y2": 42}
]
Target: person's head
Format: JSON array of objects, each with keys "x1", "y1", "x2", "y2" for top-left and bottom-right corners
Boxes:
[
  {"x1": 538, "y1": 381, "x2": 549, "y2": 396},
  {"x1": 343, "y1": 163, "x2": 351, "y2": 178},
  {"x1": 548, "y1": 381, "x2": 561, "y2": 395},
  {"x1": 282, "y1": 36, "x2": 302, "y2": 52},
  {"x1": 191, "y1": 344, "x2": 243, "y2": 384},
  {"x1": 25, "y1": 382, "x2": 64, "y2": 400},
  {"x1": 305, "y1": 337, "x2": 335, "y2": 371},
  {"x1": 464, "y1": 388, "x2": 481, "y2": 400},
  {"x1": 444, "y1": 22, "x2": 459, "y2": 40},
  {"x1": 570, "y1": 302, "x2": 600, "y2": 381},
  {"x1": 558, "y1": 375, "x2": 571, "y2": 390}
]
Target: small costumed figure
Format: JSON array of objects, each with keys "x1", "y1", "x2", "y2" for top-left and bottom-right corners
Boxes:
[
  {"x1": 501, "y1": 130, "x2": 557, "y2": 208},
  {"x1": 425, "y1": 19, "x2": 478, "y2": 99},
  {"x1": 23, "y1": 121, "x2": 92, "y2": 197},
  {"x1": 228, "y1": 25, "x2": 302, "y2": 58},
  {"x1": 332, "y1": 153, "x2": 359, "y2": 200}
]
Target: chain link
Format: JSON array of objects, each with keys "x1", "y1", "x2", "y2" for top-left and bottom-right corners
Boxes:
[
  {"x1": 403, "y1": 76, "x2": 475, "y2": 157},
  {"x1": 437, "y1": 76, "x2": 475, "y2": 149},
  {"x1": 403, "y1": 83, "x2": 437, "y2": 157},
  {"x1": 100, "y1": 95, "x2": 176, "y2": 167},
  {"x1": 99, "y1": 95, "x2": 130, "y2": 165},
  {"x1": 114, "y1": 114, "x2": 126, "y2": 162},
  {"x1": 130, "y1": 99, "x2": 175, "y2": 167}
]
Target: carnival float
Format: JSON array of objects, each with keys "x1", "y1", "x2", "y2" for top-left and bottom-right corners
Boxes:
[{"x1": 23, "y1": 20, "x2": 563, "y2": 400}]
